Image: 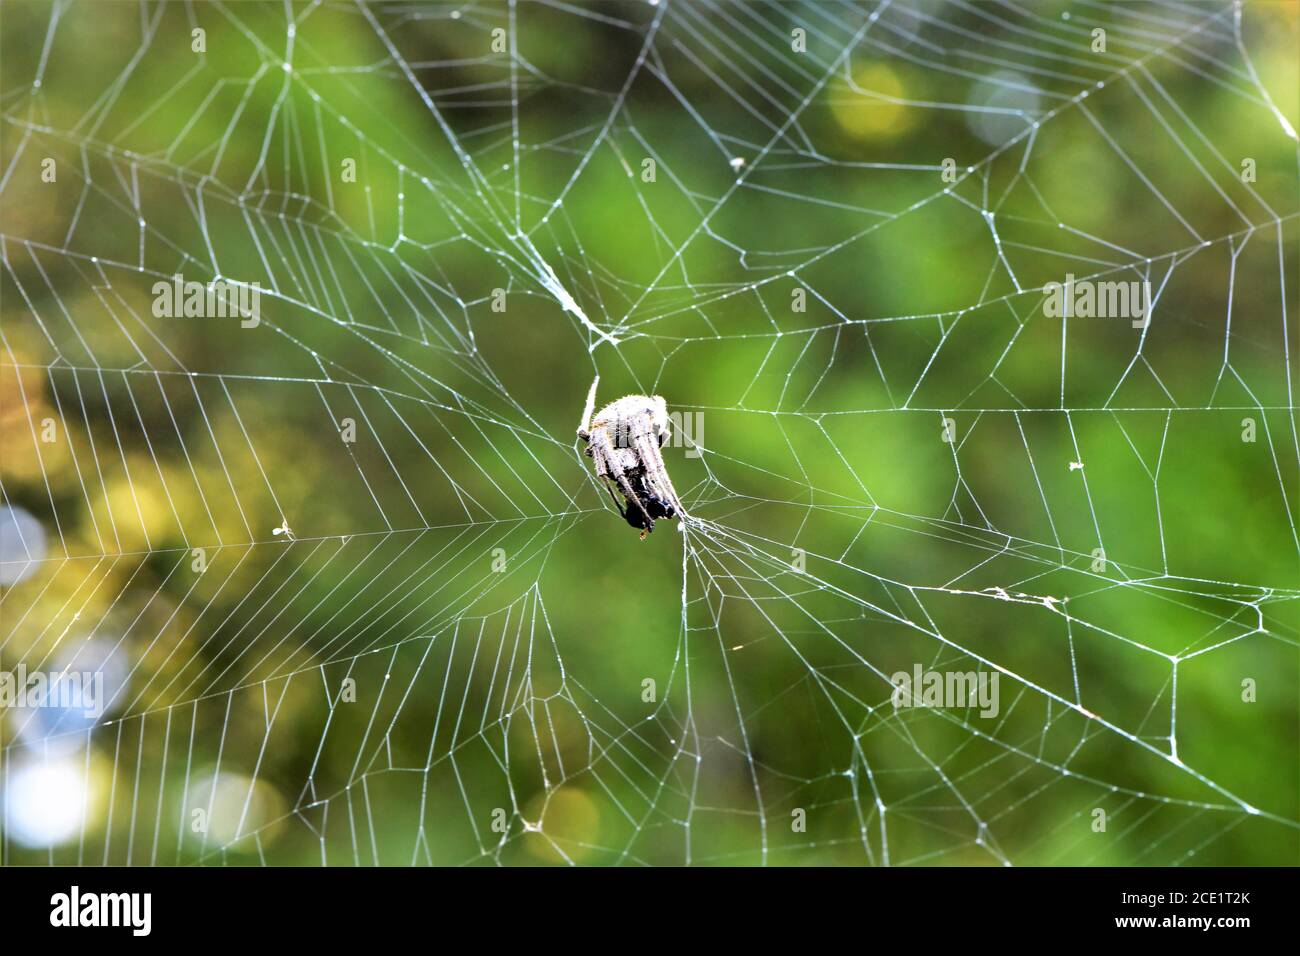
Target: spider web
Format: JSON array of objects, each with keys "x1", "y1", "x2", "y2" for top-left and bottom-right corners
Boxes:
[{"x1": 1, "y1": 0, "x2": 1297, "y2": 866}]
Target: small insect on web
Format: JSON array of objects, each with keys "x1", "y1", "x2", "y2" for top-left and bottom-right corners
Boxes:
[{"x1": 577, "y1": 376, "x2": 687, "y2": 540}]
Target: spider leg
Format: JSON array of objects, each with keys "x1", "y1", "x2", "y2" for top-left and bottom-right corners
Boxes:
[
  {"x1": 590, "y1": 431, "x2": 655, "y2": 529},
  {"x1": 576, "y1": 374, "x2": 599, "y2": 441},
  {"x1": 589, "y1": 446, "x2": 619, "y2": 509},
  {"x1": 611, "y1": 464, "x2": 655, "y2": 529},
  {"x1": 590, "y1": 450, "x2": 632, "y2": 519},
  {"x1": 630, "y1": 425, "x2": 688, "y2": 521},
  {"x1": 600, "y1": 475, "x2": 628, "y2": 518}
]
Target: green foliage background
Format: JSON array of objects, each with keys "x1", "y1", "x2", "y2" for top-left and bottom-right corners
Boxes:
[{"x1": 1, "y1": 0, "x2": 1297, "y2": 865}]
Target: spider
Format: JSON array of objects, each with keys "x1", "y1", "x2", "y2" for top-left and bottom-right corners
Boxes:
[{"x1": 577, "y1": 376, "x2": 687, "y2": 539}]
